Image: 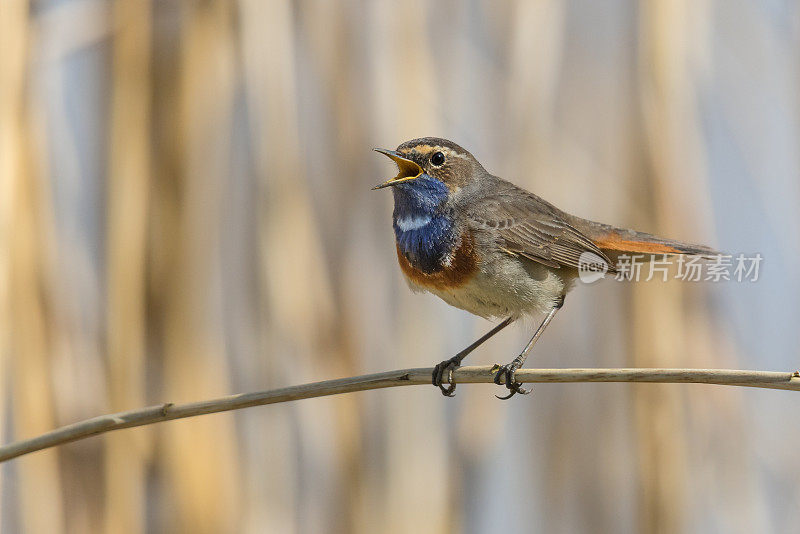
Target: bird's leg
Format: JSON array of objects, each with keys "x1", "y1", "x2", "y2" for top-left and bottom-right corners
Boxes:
[
  {"x1": 494, "y1": 296, "x2": 564, "y2": 400},
  {"x1": 433, "y1": 317, "x2": 514, "y2": 397}
]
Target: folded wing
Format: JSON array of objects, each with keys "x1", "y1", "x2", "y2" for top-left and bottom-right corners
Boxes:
[{"x1": 467, "y1": 185, "x2": 616, "y2": 273}]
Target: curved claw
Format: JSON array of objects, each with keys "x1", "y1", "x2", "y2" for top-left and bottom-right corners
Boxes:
[
  {"x1": 495, "y1": 389, "x2": 516, "y2": 400},
  {"x1": 432, "y1": 359, "x2": 460, "y2": 397},
  {"x1": 495, "y1": 382, "x2": 531, "y2": 400},
  {"x1": 439, "y1": 369, "x2": 457, "y2": 397},
  {"x1": 493, "y1": 365, "x2": 531, "y2": 400}
]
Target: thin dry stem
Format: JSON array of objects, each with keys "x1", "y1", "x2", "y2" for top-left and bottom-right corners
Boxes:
[{"x1": 1, "y1": 366, "x2": 797, "y2": 463}]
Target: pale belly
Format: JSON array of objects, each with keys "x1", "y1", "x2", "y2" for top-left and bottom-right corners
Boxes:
[{"x1": 405, "y1": 252, "x2": 572, "y2": 319}]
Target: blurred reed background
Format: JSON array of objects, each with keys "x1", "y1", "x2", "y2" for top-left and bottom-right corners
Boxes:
[{"x1": 1, "y1": 0, "x2": 799, "y2": 533}]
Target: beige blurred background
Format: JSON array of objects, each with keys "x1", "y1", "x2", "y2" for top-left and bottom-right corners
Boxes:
[{"x1": 1, "y1": 0, "x2": 799, "y2": 533}]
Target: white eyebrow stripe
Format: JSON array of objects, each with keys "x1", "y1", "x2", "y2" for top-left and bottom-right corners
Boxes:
[
  {"x1": 440, "y1": 147, "x2": 468, "y2": 160},
  {"x1": 407, "y1": 146, "x2": 468, "y2": 160},
  {"x1": 396, "y1": 215, "x2": 432, "y2": 231}
]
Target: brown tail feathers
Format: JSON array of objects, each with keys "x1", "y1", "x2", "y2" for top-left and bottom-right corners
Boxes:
[{"x1": 592, "y1": 228, "x2": 718, "y2": 259}]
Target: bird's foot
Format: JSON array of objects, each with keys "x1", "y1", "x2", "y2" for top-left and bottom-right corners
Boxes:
[
  {"x1": 432, "y1": 356, "x2": 462, "y2": 397},
  {"x1": 492, "y1": 361, "x2": 531, "y2": 400}
]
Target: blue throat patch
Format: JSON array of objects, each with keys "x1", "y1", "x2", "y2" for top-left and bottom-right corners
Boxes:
[{"x1": 392, "y1": 175, "x2": 455, "y2": 274}]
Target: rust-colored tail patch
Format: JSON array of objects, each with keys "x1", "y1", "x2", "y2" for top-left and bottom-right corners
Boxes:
[
  {"x1": 594, "y1": 236, "x2": 682, "y2": 254},
  {"x1": 592, "y1": 230, "x2": 717, "y2": 257},
  {"x1": 570, "y1": 215, "x2": 719, "y2": 258}
]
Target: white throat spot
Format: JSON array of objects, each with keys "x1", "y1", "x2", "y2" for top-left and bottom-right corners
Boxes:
[{"x1": 396, "y1": 215, "x2": 432, "y2": 231}]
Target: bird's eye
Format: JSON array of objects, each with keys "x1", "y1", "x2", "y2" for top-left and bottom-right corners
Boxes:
[{"x1": 430, "y1": 151, "x2": 445, "y2": 167}]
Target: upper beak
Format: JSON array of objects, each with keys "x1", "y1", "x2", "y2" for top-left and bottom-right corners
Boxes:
[{"x1": 372, "y1": 148, "x2": 423, "y2": 190}]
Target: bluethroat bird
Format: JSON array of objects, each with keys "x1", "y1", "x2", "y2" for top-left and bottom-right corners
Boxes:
[{"x1": 373, "y1": 137, "x2": 716, "y2": 399}]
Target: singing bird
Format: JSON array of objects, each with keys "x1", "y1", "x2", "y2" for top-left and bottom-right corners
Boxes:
[{"x1": 373, "y1": 138, "x2": 716, "y2": 398}]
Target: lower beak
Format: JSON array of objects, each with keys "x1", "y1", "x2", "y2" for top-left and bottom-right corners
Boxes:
[{"x1": 372, "y1": 149, "x2": 423, "y2": 190}]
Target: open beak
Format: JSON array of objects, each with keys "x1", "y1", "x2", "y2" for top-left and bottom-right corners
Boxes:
[{"x1": 372, "y1": 148, "x2": 423, "y2": 190}]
